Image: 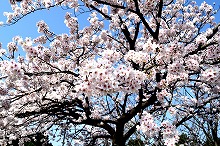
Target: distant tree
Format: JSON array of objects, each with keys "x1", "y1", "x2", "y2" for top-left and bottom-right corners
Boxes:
[
  {"x1": 177, "y1": 103, "x2": 220, "y2": 146},
  {"x1": 203, "y1": 138, "x2": 220, "y2": 146},
  {"x1": 127, "y1": 138, "x2": 144, "y2": 146},
  {"x1": 7, "y1": 132, "x2": 53, "y2": 146},
  {"x1": 176, "y1": 133, "x2": 188, "y2": 146},
  {"x1": 176, "y1": 133, "x2": 198, "y2": 146}
]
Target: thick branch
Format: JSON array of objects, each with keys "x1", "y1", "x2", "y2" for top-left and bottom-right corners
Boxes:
[
  {"x1": 24, "y1": 70, "x2": 79, "y2": 77},
  {"x1": 155, "y1": 0, "x2": 163, "y2": 38},
  {"x1": 124, "y1": 123, "x2": 139, "y2": 141},
  {"x1": 118, "y1": 89, "x2": 157, "y2": 124},
  {"x1": 206, "y1": 23, "x2": 220, "y2": 40}
]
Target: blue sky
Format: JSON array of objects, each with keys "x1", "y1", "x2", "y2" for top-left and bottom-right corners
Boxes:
[
  {"x1": 0, "y1": 2, "x2": 90, "y2": 54},
  {"x1": 0, "y1": 0, "x2": 219, "y2": 145}
]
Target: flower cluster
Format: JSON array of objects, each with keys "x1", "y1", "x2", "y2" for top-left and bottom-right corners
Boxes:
[
  {"x1": 42, "y1": 0, "x2": 53, "y2": 8},
  {"x1": 138, "y1": 113, "x2": 179, "y2": 146},
  {"x1": 0, "y1": 43, "x2": 6, "y2": 57},
  {"x1": 167, "y1": 60, "x2": 188, "y2": 84},
  {"x1": 88, "y1": 12, "x2": 104, "y2": 29},
  {"x1": 185, "y1": 58, "x2": 200, "y2": 71},
  {"x1": 33, "y1": 35, "x2": 47, "y2": 44},
  {"x1": 124, "y1": 50, "x2": 149, "y2": 66},
  {"x1": 137, "y1": 111, "x2": 159, "y2": 137},
  {"x1": 76, "y1": 58, "x2": 116, "y2": 96},
  {"x1": 64, "y1": 12, "x2": 79, "y2": 35},
  {"x1": 161, "y1": 121, "x2": 179, "y2": 146},
  {"x1": 0, "y1": 60, "x2": 23, "y2": 79},
  {"x1": 156, "y1": 89, "x2": 171, "y2": 103},
  {"x1": 201, "y1": 67, "x2": 220, "y2": 86},
  {"x1": 0, "y1": 86, "x2": 8, "y2": 96},
  {"x1": 36, "y1": 20, "x2": 52, "y2": 37},
  {"x1": 7, "y1": 42, "x2": 18, "y2": 54},
  {"x1": 196, "y1": 34, "x2": 207, "y2": 45},
  {"x1": 76, "y1": 50, "x2": 146, "y2": 96},
  {"x1": 101, "y1": 49, "x2": 121, "y2": 63},
  {"x1": 1, "y1": 100, "x2": 11, "y2": 110}
]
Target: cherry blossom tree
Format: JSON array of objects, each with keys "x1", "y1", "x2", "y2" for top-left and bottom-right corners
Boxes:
[{"x1": 0, "y1": 0, "x2": 219, "y2": 146}]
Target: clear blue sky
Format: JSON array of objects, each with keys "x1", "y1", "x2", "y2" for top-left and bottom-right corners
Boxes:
[
  {"x1": 0, "y1": 0, "x2": 219, "y2": 146},
  {"x1": 0, "y1": 2, "x2": 90, "y2": 54}
]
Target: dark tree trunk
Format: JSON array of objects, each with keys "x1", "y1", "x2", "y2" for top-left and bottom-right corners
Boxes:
[
  {"x1": 112, "y1": 139, "x2": 126, "y2": 146},
  {"x1": 112, "y1": 124, "x2": 126, "y2": 146}
]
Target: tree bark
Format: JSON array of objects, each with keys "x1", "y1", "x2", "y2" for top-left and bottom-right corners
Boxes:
[
  {"x1": 112, "y1": 136, "x2": 126, "y2": 146},
  {"x1": 112, "y1": 124, "x2": 126, "y2": 146}
]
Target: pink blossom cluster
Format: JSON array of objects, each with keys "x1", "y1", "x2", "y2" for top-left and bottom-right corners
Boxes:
[
  {"x1": 185, "y1": 57, "x2": 200, "y2": 71},
  {"x1": 166, "y1": 60, "x2": 188, "y2": 84},
  {"x1": 201, "y1": 67, "x2": 220, "y2": 86},
  {"x1": 137, "y1": 111, "x2": 159, "y2": 137},
  {"x1": 168, "y1": 60, "x2": 184, "y2": 74},
  {"x1": 0, "y1": 86, "x2": 8, "y2": 96},
  {"x1": 64, "y1": 12, "x2": 79, "y2": 35},
  {"x1": 204, "y1": 45, "x2": 220, "y2": 60},
  {"x1": 0, "y1": 43, "x2": 6, "y2": 57},
  {"x1": 124, "y1": 50, "x2": 149, "y2": 66},
  {"x1": 138, "y1": 112, "x2": 179, "y2": 146},
  {"x1": 156, "y1": 89, "x2": 171, "y2": 103},
  {"x1": 1, "y1": 99, "x2": 11, "y2": 110},
  {"x1": 36, "y1": 20, "x2": 53, "y2": 37},
  {"x1": 76, "y1": 50, "x2": 146, "y2": 96},
  {"x1": 7, "y1": 42, "x2": 18, "y2": 54},
  {"x1": 33, "y1": 35, "x2": 47, "y2": 44},
  {"x1": 3, "y1": 0, "x2": 80, "y2": 25},
  {"x1": 0, "y1": 60, "x2": 23, "y2": 79},
  {"x1": 138, "y1": 0, "x2": 159, "y2": 15},
  {"x1": 161, "y1": 121, "x2": 179, "y2": 146},
  {"x1": 196, "y1": 34, "x2": 208, "y2": 45}
]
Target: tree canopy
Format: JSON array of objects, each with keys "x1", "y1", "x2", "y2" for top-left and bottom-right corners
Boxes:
[{"x1": 0, "y1": 0, "x2": 219, "y2": 146}]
